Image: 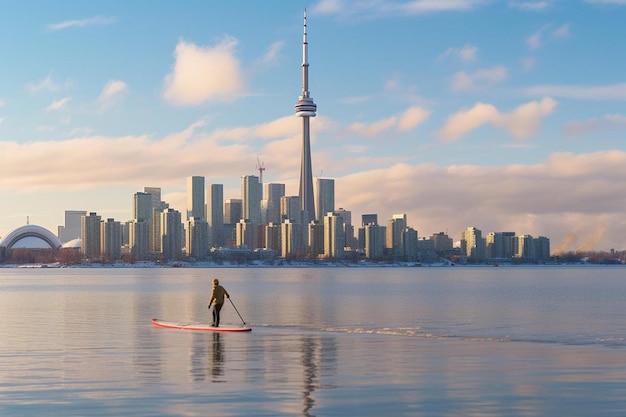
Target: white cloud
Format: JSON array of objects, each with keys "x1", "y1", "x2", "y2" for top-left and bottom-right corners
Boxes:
[
  {"x1": 47, "y1": 15, "x2": 116, "y2": 31},
  {"x1": 552, "y1": 24, "x2": 570, "y2": 38},
  {"x1": 509, "y1": 1, "x2": 553, "y2": 11},
  {"x1": 585, "y1": 0, "x2": 626, "y2": 4},
  {"x1": 564, "y1": 114, "x2": 626, "y2": 136},
  {"x1": 439, "y1": 97, "x2": 557, "y2": 141},
  {"x1": 46, "y1": 97, "x2": 71, "y2": 112},
  {"x1": 451, "y1": 66, "x2": 508, "y2": 91},
  {"x1": 162, "y1": 37, "x2": 246, "y2": 106},
  {"x1": 525, "y1": 83, "x2": 626, "y2": 100},
  {"x1": 438, "y1": 44, "x2": 478, "y2": 63},
  {"x1": 312, "y1": 0, "x2": 488, "y2": 17},
  {"x1": 348, "y1": 105, "x2": 431, "y2": 137},
  {"x1": 256, "y1": 41, "x2": 285, "y2": 68},
  {"x1": 27, "y1": 76, "x2": 61, "y2": 93},
  {"x1": 526, "y1": 30, "x2": 543, "y2": 49},
  {"x1": 98, "y1": 80, "x2": 128, "y2": 109}
]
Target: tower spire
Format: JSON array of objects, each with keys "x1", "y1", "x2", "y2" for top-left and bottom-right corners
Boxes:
[{"x1": 295, "y1": 8, "x2": 317, "y2": 222}]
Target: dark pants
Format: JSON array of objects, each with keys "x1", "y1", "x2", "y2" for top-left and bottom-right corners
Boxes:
[{"x1": 213, "y1": 303, "x2": 224, "y2": 327}]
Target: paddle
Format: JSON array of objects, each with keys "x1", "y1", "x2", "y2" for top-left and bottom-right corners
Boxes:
[{"x1": 228, "y1": 298, "x2": 247, "y2": 325}]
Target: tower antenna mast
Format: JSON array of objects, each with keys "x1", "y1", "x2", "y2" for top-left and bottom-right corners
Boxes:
[{"x1": 256, "y1": 156, "x2": 265, "y2": 183}]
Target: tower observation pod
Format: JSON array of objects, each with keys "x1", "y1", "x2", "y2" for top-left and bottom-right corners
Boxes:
[{"x1": 295, "y1": 9, "x2": 317, "y2": 222}]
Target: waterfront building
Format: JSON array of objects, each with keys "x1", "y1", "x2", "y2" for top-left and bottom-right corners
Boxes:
[
  {"x1": 186, "y1": 217, "x2": 209, "y2": 259},
  {"x1": 308, "y1": 220, "x2": 324, "y2": 257},
  {"x1": 186, "y1": 176, "x2": 205, "y2": 221},
  {"x1": 387, "y1": 214, "x2": 407, "y2": 257},
  {"x1": 364, "y1": 223, "x2": 385, "y2": 260},
  {"x1": 281, "y1": 196, "x2": 304, "y2": 224},
  {"x1": 281, "y1": 220, "x2": 306, "y2": 258},
  {"x1": 207, "y1": 184, "x2": 224, "y2": 248},
  {"x1": 400, "y1": 227, "x2": 418, "y2": 262},
  {"x1": 101, "y1": 218, "x2": 122, "y2": 260},
  {"x1": 236, "y1": 218, "x2": 256, "y2": 250},
  {"x1": 315, "y1": 178, "x2": 334, "y2": 222},
  {"x1": 160, "y1": 208, "x2": 183, "y2": 260},
  {"x1": 431, "y1": 232, "x2": 453, "y2": 253},
  {"x1": 129, "y1": 220, "x2": 150, "y2": 260},
  {"x1": 81, "y1": 212, "x2": 101, "y2": 259},
  {"x1": 265, "y1": 222, "x2": 281, "y2": 252},
  {"x1": 58, "y1": 210, "x2": 87, "y2": 244},
  {"x1": 324, "y1": 211, "x2": 344, "y2": 259},
  {"x1": 242, "y1": 175, "x2": 262, "y2": 225},
  {"x1": 265, "y1": 183, "x2": 285, "y2": 225},
  {"x1": 461, "y1": 226, "x2": 485, "y2": 261}
]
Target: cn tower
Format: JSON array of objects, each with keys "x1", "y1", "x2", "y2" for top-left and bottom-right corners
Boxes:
[{"x1": 294, "y1": 9, "x2": 316, "y2": 223}]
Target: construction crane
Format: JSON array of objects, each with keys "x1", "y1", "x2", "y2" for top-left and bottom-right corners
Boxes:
[{"x1": 256, "y1": 157, "x2": 266, "y2": 183}]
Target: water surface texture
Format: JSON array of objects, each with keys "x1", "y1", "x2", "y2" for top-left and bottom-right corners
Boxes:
[{"x1": 1, "y1": 266, "x2": 625, "y2": 416}]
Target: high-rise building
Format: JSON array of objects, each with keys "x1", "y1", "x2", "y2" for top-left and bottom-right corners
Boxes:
[
  {"x1": 431, "y1": 232, "x2": 453, "y2": 253},
  {"x1": 461, "y1": 226, "x2": 485, "y2": 261},
  {"x1": 295, "y1": 10, "x2": 316, "y2": 223},
  {"x1": 236, "y1": 218, "x2": 256, "y2": 249},
  {"x1": 400, "y1": 227, "x2": 418, "y2": 262},
  {"x1": 315, "y1": 178, "x2": 334, "y2": 221},
  {"x1": 160, "y1": 208, "x2": 183, "y2": 260},
  {"x1": 186, "y1": 217, "x2": 209, "y2": 259},
  {"x1": 58, "y1": 210, "x2": 86, "y2": 243},
  {"x1": 144, "y1": 187, "x2": 168, "y2": 254},
  {"x1": 186, "y1": 176, "x2": 205, "y2": 221},
  {"x1": 133, "y1": 192, "x2": 152, "y2": 222},
  {"x1": 207, "y1": 184, "x2": 224, "y2": 248},
  {"x1": 224, "y1": 199, "x2": 242, "y2": 225},
  {"x1": 101, "y1": 218, "x2": 122, "y2": 260},
  {"x1": 129, "y1": 220, "x2": 150, "y2": 260},
  {"x1": 280, "y1": 196, "x2": 303, "y2": 224},
  {"x1": 281, "y1": 220, "x2": 306, "y2": 258},
  {"x1": 362, "y1": 214, "x2": 378, "y2": 226},
  {"x1": 324, "y1": 211, "x2": 344, "y2": 259},
  {"x1": 242, "y1": 175, "x2": 262, "y2": 225},
  {"x1": 81, "y1": 212, "x2": 101, "y2": 259},
  {"x1": 308, "y1": 220, "x2": 324, "y2": 257},
  {"x1": 364, "y1": 223, "x2": 385, "y2": 260},
  {"x1": 265, "y1": 183, "x2": 285, "y2": 225},
  {"x1": 387, "y1": 213, "x2": 407, "y2": 257}
]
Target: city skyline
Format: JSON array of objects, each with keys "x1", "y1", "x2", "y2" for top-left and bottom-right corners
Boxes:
[{"x1": 1, "y1": 2, "x2": 626, "y2": 252}]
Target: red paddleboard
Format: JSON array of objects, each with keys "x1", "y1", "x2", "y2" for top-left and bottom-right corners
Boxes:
[{"x1": 151, "y1": 318, "x2": 251, "y2": 332}]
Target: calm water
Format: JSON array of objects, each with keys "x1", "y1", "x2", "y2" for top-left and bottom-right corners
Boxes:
[{"x1": 1, "y1": 266, "x2": 625, "y2": 416}]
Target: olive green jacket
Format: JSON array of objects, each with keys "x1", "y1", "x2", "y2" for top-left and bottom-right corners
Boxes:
[{"x1": 209, "y1": 285, "x2": 230, "y2": 307}]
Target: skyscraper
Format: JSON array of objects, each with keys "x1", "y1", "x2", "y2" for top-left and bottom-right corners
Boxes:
[
  {"x1": 81, "y1": 212, "x2": 101, "y2": 259},
  {"x1": 295, "y1": 9, "x2": 316, "y2": 223},
  {"x1": 207, "y1": 184, "x2": 224, "y2": 248},
  {"x1": 186, "y1": 176, "x2": 205, "y2": 221},
  {"x1": 315, "y1": 178, "x2": 334, "y2": 221},
  {"x1": 242, "y1": 175, "x2": 262, "y2": 225}
]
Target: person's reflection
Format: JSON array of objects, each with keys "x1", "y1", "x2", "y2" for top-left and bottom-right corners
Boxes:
[
  {"x1": 211, "y1": 332, "x2": 224, "y2": 380},
  {"x1": 301, "y1": 336, "x2": 316, "y2": 417}
]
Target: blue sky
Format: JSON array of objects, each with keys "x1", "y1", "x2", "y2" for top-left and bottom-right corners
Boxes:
[{"x1": 2, "y1": 0, "x2": 626, "y2": 252}]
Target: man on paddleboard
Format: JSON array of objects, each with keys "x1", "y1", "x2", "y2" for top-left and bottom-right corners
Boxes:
[{"x1": 208, "y1": 278, "x2": 230, "y2": 327}]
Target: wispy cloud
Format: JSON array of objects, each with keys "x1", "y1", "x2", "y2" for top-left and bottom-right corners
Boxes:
[
  {"x1": 451, "y1": 66, "x2": 508, "y2": 91},
  {"x1": 525, "y1": 83, "x2": 626, "y2": 100},
  {"x1": 27, "y1": 76, "x2": 61, "y2": 93},
  {"x1": 46, "y1": 97, "x2": 71, "y2": 112},
  {"x1": 526, "y1": 24, "x2": 571, "y2": 49},
  {"x1": 98, "y1": 80, "x2": 128, "y2": 109},
  {"x1": 312, "y1": 0, "x2": 488, "y2": 18},
  {"x1": 162, "y1": 37, "x2": 246, "y2": 106},
  {"x1": 438, "y1": 44, "x2": 479, "y2": 63},
  {"x1": 509, "y1": 1, "x2": 554, "y2": 11},
  {"x1": 255, "y1": 41, "x2": 285, "y2": 68},
  {"x1": 585, "y1": 0, "x2": 626, "y2": 5},
  {"x1": 48, "y1": 15, "x2": 116, "y2": 31},
  {"x1": 564, "y1": 114, "x2": 626, "y2": 136},
  {"x1": 348, "y1": 105, "x2": 431, "y2": 137},
  {"x1": 439, "y1": 97, "x2": 557, "y2": 141}
]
